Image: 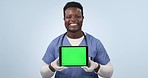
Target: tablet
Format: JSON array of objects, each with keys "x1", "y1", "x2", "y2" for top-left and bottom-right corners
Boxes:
[{"x1": 59, "y1": 46, "x2": 88, "y2": 67}]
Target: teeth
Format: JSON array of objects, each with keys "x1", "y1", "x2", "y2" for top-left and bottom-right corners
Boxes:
[{"x1": 70, "y1": 24, "x2": 77, "y2": 26}]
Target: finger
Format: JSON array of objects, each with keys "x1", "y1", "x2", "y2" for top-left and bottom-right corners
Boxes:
[
  {"x1": 81, "y1": 66, "x2": 84, "y2": 69},
  {"x1": 81, "y1": 66, "x2": 87, "y2": 69},
  {"x1": 55, "y1": 57, "x2": 60, "y2": 65},
  {"x1": 56, "y1": 57, "x2": 59, "y2": 61},
  {"x1": 61, "y1": 66, "x2": 68, "y2": 69},
  {"x1": 58, "y1": 66, "x2": 68, "y2": 71},
  {"x1": 88, "y1": 57, "x2": 91, "y2": 60},
  {"x1": 81, "y1": 66, "x2": 89, "y2": 72},
  {"x1": 88, "y1": 57, "x2": 92, "y2": 64}
]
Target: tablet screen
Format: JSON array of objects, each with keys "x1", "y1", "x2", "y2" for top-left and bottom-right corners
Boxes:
[{"x1": 59, "y1": 46, "x2": 88, "y2": 67}]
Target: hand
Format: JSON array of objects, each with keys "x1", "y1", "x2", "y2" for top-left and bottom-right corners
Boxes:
[
  {"x1": 81, "y1": 58, "x2": 99, "y2": 72},
  {"x1": 50, "y1": 57, "x2": 67, "y2": 71}
]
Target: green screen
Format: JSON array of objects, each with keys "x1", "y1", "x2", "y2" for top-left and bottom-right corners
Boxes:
[{"x1": 60, "y1": 46, "x2": 87, "y2": 66}]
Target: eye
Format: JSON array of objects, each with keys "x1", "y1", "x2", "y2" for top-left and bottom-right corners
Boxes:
[
  {"x1": 65, "y1": 16, "x2": 71, "y2": 19},
  {"x1": 76, "y1": 16, "x2": 81, "y2": 18}
]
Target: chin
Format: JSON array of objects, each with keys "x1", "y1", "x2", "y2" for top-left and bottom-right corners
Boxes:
[{"x1": 67, "y1": 29, "x2": 80, "y2": 33}]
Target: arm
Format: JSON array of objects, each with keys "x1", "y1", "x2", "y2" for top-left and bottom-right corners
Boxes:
[
  {"x1": 95, "y1": 40, "x2": 113, "y2": 77},
  {"x1": 97, "y1": 61, "x2": 113, "y2": 78},
  {"x1": 40, "y1": 58, "x2": 68, "y2": 78},
  {"x1": 40, "y1": 61, "x2": 54, "y2": 78},
  {"x1": 82, "y1": 59, "x2": 113, "y2": 78}
]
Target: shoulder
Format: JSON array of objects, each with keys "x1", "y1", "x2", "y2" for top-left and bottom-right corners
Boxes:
[
  {"x1": 85, "y1": 33, "x2": 103, "y2": 47},
  {"x1": 49, "y1": 33, "x2": 65, "y2": 46},
  {"x1": 85, "y1": 33, "x2": 101, "y2": 42}
]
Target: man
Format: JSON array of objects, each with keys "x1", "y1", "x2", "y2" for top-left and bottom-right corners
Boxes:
[{"x1": 40, "y1": 1, "x2": 113, "y2": 78}]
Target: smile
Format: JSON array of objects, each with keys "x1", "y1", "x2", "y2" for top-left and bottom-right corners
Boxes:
[{"x1": 70, "y1": 23, "x2": 77, "y2": 26}]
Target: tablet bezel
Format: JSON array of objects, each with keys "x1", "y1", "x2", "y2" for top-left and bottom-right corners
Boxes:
[{"x1": 59, "y1": 46, "x2": 88, "y2": 67}]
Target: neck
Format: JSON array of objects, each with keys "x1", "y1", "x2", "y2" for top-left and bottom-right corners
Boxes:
[{"x1": 66, "y1": 31, "x2": 84, "y2": 39}]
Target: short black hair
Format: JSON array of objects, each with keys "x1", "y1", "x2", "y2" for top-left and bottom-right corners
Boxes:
[{"x1": 63, "y1": 1, "x2": 83, "y2": 17}]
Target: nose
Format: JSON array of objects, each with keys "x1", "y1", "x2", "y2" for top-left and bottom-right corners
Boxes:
[{"x1": 70, "y1": 17, "x2": 77, "y2": 23}]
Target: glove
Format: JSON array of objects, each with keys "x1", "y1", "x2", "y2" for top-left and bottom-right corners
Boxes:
[
  {"x1": 81, "y1": 58, "x2": 98, "y2": 72},
  {"x1": 51, "y1": 57, "x2": 68, "y2": 71}
]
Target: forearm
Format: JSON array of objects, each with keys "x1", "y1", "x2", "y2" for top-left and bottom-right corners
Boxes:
[
  {"x1": 97, "y1": 61, "x2": 113, "y2": 78},
  {"x1": 40, "y1": 62, "x2": 55, "y2": 78}
]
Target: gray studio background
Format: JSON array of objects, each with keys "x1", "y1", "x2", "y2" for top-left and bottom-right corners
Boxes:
[{"x1": 0, "y1": 0, "x2": 148, "y2": 78}]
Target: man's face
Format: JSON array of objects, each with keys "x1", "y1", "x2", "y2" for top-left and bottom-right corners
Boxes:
[{"x1": 64, "y1": 7, "x2": 84, "y2": 33}]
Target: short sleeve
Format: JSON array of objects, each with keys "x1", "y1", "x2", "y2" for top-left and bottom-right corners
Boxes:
[
  {"x1": 95, "y1": 40, "x2": 110, "y2": 65},
  {"x1": 42, "y1": 42, "x2": 55, "y2": 64}
]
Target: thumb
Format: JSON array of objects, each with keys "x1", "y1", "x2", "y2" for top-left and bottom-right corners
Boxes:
[
  {"x1": 51, "y1": 57, "x2": 59, "y2": 67},
  {"x1": 54, "y1": 57, "x2": 59, "y2": 64},
  {"x1": 55, "y1": 57, "x2": 59, "y2": 61}
]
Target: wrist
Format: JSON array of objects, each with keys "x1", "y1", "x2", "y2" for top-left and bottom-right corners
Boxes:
[
  {"x1": 49, "y1": 65, "x2": 55, "y2": 72},
  {"x1": 94, "y1": 64, "x2": 100, "y2": 72}
]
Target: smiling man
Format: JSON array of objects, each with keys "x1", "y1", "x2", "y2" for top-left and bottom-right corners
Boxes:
[
  {"x1": 64, "y1": 6, "x2": 83, "y2": 35},
  {"x1": 40, "y1": 1, "x2": 113, "y2": 78}
]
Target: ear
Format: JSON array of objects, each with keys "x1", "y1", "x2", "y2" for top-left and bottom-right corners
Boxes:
[{"x1": 82, "y1": 16, "x2": 84, "y2": 20}]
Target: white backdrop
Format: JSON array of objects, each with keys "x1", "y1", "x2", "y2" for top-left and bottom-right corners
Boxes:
[{"x1": 0, "y1": 0, "x2": 148, "y2": 78}]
